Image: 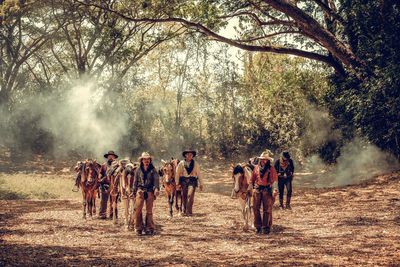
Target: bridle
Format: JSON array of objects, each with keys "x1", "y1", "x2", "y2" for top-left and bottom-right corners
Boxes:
[
  {"x1": 232, "y1": 169, "x2": 249, "y2": 200},
  {"x1": 162, "y1": 162, "x2": 175, "y2": 184},
  {"x1": 82, "y1": 160, "x2": 100, "y2": 186}
]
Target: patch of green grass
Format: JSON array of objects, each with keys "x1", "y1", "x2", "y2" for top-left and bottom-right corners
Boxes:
[{"x1": 0, "y1": 174, "x2": 81, "y2": 200}]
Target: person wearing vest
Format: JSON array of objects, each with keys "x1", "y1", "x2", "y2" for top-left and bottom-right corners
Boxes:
[
  {"x1": 274, "y1": 151, "x2": 295, "y2": 209},
  {"x1": 175, "y1": 149, "x2": 203, "y2": 216},
  {"x1": 98, "y1": 150, "x2": 118, "y2": 219},
  {"x1": 132, "y1": 152, "x2": 160, "y2": 235},
  {"x1": 250, "y1": 151, "x2": 278, "y2": 234}
]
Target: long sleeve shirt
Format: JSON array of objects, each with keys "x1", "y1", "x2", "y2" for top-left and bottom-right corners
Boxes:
[
  {"x1": 99, "y1": 161, "x2": 113, "y2": 183},
  {"x1": 132, "y1": 164, "x2": 160, "y2": 193},
  {"x1": 250, "y1": 164, "x2": 278, "y2": 190},
  {"x1": 175, "y1": 159, "x2": 202, "y2": 186},
  {"x1": 274, "y1": 158, "x2": 295, "y2": 178}
]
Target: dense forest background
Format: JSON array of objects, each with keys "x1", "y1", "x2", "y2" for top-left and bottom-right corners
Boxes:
[{"x1": 0, "y1": 0, "x2": 399, "y2": 166}]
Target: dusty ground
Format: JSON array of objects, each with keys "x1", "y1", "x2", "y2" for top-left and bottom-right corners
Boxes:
[{"x1": 1, "y1": 163, "x2": 400, "y2": 266}]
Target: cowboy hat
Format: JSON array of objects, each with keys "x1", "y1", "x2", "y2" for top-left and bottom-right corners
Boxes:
[
  {"x1": 182, "y1": 150, "x2": 197, "y2": 158},
  {"x1": 258, "y1": 151, "x2": 273, "y2": 162},
  {"x1": 104, "y1": 150, "x2": 118, "y2": 159},
  {"x1": 282, "y1": 151, "x2": 291, "y2": 160},
  {"x1": 138, "y1": 152, "x2": 154, "y2": 162},
  {"x1": 119, "y1": 157, "x2": 131, "y2": 165}
]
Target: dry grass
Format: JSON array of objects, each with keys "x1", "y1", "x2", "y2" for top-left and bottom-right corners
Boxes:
[{"x1": 0, "y1": 173, "x2": 79, "y2": 200}]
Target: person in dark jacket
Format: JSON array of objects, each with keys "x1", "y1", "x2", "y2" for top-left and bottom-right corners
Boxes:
[
  {"x1": 274, "y1": 151, "x2": 295, "y2": 209},
  {"x1": 132, "y1": 152, "x2": 160, "y2": 235},
  {"x1": 98, "y1": 150, "x2": 118, "y2": 219}
]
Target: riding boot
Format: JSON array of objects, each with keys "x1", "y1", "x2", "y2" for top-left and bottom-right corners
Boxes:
[
  {"x1": 286, "y1": 196, "x2": 291, "y2": 210},
  {"x1": 279, "y1": 198, "x2": 284, "y2": 209}
]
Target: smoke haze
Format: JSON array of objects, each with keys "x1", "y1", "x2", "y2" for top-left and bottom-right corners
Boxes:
[{"x1": 1, "y1": 79, "x2": 131, "y2": 161}]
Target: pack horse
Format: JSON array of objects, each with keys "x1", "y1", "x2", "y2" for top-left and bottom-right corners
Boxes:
[{"x1": 75, "y1": 159, "x2": 101, "y2": 219}]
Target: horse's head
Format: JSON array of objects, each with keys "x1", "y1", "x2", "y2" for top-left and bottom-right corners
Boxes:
[
  {"x1": 119, "y1": 159, "x2": 129, "y2": 169},
  {"x1": 171, "y1": 158, "x2": 180, "y2": 168},
  {"x1": 232, "y1": 164, "x2": 245, "y2": 193},
  {"x1": 126, "y1": 162, "x2": 134, "y2": 173},
  {"x1": 160, "y1": 159, "x2": 174, "y2": 184},
  {"x1": 83, "y1": 159, "x2": 100, "y2": 183}
]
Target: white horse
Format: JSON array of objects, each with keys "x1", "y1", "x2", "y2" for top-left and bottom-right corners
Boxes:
[{"x1": 231, "y1": 164, "x2": 253, "y2": 230}]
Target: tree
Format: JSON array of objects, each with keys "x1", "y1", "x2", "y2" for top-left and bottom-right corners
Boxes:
[
  {"x1": 0, "y1": 0, "x2": 65, "y2": 106},
  {"x1": 48, "y1": 1, "x2": 183, "y2": 83},
  {"x1": 73, "y1": 0, "x2": 373, "y2": 76},
  {"x1": 75, "y1": 0, "x2": 400, "y2": 158},
  {"x1": 324, "y1": 1, "x2": 400, "y2": 157}
]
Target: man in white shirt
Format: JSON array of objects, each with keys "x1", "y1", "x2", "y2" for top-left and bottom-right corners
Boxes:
[{"x1": 175, "y1": 150, "x2": 203, "y2": 216}]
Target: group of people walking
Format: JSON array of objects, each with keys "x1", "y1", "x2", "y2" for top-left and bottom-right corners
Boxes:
[
  {"x1": 75, "y1": 148, "x2": 294, "y2": 236},
  {"x1": 250, "y1": 151, "x2": 294, "y2": 234},
  {"x1": 93, "y1": 149, "x2": 202, "y2": 236}
]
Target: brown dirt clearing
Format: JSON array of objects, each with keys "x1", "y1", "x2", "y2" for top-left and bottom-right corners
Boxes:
[{"x1": 1, "y1": 166, "x2": 400, "y2": 266}]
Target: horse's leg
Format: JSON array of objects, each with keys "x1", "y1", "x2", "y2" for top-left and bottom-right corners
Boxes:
[
  {"x1": 244, "y1": 197, "x2": 251, "y2": 230},
  {"x1": 113, "y1": 196, "x2": 118, "y2": 225},
  {"x1": 87, "y1": 193, "x2": 92, "y2": 218},
  {"x1": 169, "y1": 192, "x2": 174, "y2": 217},
  {"x1": 239, "y1": 198, "x2": 247, "y2": 230},
  {"x1": 179, "y1": 191, "x2": 183, "y2": 214},
  {"x1": 123, "y1": 197, "x2": 129, "y2": 229},
  {"x1": 175, "y1": 190, "x2": 179, "y2": 211},
  {"x1": 93, "y1": 190, "x2": 97, "y2": 215},
  {"x1": 82, "y1": 191, "x2": 87, "y2": 219}
]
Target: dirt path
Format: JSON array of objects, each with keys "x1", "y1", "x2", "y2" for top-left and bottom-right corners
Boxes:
[{"x1": 1, "y1": 168, "x2": 400, "y2": 266}]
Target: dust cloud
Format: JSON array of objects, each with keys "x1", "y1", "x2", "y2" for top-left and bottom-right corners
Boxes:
[
  {"x1": 1, "y1": 79, "x2": 131, "y2": 161},
  {"x1": 334, "y1": 138, "x2": 399, "y2": 185},
  {"x1": 299, "y1": 106, "x2": 399, "y2": 187}
]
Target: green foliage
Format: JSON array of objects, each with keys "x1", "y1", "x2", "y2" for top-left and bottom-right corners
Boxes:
[
  {"x1": 326, "y1": 0, "x2": 400, "y2": 156},
  {"x1": 2, "y1": 0, "x2": 399, "y2": 163},
  {"x1": 239, "y1": 53, "x2": 332, "y2": 160}
]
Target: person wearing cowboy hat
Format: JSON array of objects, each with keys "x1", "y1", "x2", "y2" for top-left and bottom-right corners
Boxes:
[
  {"x1": 175, "y1": 149, "x2": 203, "y2": 216},
  {"x1": 132, "y1": 152, "x2": 160, "y2": 235},
  {"x1": 98, "y1": 150, "x2": 119, "y2": 219},
  {"x1": 250, "y1": 151, "x2": 278, "y2": 234},
  {"x1": 274, "y1": 151, "x2": 295, "y2": 209}
]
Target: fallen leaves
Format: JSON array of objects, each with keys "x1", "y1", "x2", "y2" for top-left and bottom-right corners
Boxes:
[{"x1": 0, "y1": 170, "x2": 400, "y2": 266}]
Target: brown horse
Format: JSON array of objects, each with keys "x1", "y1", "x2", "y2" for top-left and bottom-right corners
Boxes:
[
  {"x1": 77, "y1": 159, "x2": 101, "y2": 219},
  {"x1": 109, "y1": 159, "x2": 139, "y2": 226},
  {"x1": 107, "y1": 160, "x2": 121, "y2": 224},
  {"x1": 159, "y1": 158, "x2": 181, "y2": 217},
  {"x1": 231, "y1": 164, "x2": 253, "y2": 230},
  {"x1": 171, "y1": 159, "x2": 183, "y2": 215},
  {"x1": 119, "y1": 161, "x2": 138, "y2": 228}
]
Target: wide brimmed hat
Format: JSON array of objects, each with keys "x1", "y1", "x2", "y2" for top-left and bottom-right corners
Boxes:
[
  {"x1": 138, "y1": 152, "x2": 154, "y2": 162},
  {"x1": 182, "y1": 150, "x2": 197, "y2": 158},
  {"x1": 258, "y1": 151, "x2": 273, "y2": 162},
  {"x1": 119, "y1": 158, "x2": 131, "y2": 165},
  {"x1": 282, "y1": 151, "x2": 291, "y2": 160},
  {"x1": 104, "y1": 150, "x2": 118, "y2": 159}
]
